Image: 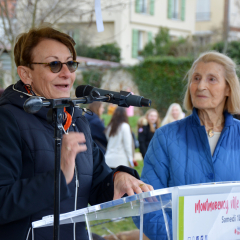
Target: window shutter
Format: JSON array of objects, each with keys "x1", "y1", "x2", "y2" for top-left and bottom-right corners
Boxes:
[
  {"x1": 150, "y1": 0, "x2": 154, "y2": 15},
  {"x1": 135, "y1": 0, "x2": 141, "y2": 13},
  {"x1": 73, "y1": 29, "x2": 80, "y2": 46},
  {"x1": 148, "y1": 32, "x2": 153, "y2": 43},
  {"x1": 181, "y1": 0, "x2": 186, "y2": 21},
  {"x1": 167, "y1": 0, "x2": 173, "y2": 19},
  {"x1": 132, "y1": 29, "x2": 139, "y2": 58}
]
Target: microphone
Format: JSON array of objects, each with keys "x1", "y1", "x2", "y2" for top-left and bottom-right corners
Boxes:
[
  {"x1": 23, "y1": 94, "x2": 109, "y2": 114},
  {"x1": 75, "y1": 85, "x2": 151, "y2": 107}
]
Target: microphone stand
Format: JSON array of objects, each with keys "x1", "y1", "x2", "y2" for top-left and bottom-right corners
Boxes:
[{"x1": 23, "y1": 92, "x2": 108, "y2": 240}]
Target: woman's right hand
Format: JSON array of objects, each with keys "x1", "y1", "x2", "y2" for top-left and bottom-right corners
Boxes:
[{"x1": 61, "y1": 132, "x2": 87, "y2": 184}]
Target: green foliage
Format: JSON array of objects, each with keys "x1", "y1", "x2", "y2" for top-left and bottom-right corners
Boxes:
[
  {"x1": 128, "y1": 56, "x2": 193, "y2": 117},
  {"x1": 76, "y1": 43, "x2": 121, "y2": 62},
  {"x1": 90, "y1": 217, "x2": 137, "y2": 236},
  {"x1": 134, "y1": 160, "x2": 144, "y2": 177},
  {"x1": 140, "y1": 27, "x2": 188, "y2": 58},
  {"x1": 212, "y1": 41, "x2": 240, "y2": 64},
  {"x1": 82, "y1": 55, "x2": 192, "y2": 118},
  {"x1": 81, "y1": 70, "x2": 104, "y2": 88}
]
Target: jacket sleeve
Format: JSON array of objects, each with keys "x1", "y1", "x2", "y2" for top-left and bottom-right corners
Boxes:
[
  {"x1": 139, "y1": 128, "x2": 172, "y2": 240},
  {"x1": 0, "y1": 108, "x2": 71, "y2": 224},
  {"x1": 138, "y1": 126, "x2": 148, "y2": 158},
  {"x1": 122, "y1": 123, "x2": 133, "y2": 167},
  {"x1": 89, "y1": 141, "x2": 139, "y2": 206}
]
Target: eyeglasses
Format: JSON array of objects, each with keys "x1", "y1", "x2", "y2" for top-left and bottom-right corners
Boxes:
[{"x1": 31, "y1": 60, "x2": 79, "y2": 73}]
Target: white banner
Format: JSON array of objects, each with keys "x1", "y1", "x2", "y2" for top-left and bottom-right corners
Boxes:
[
  {"x1": 179, "y1": 193, "x2": 240, "y2": 240},
  {"x1": 95, "y1": 0, "x2": 104, "y2": 32}
]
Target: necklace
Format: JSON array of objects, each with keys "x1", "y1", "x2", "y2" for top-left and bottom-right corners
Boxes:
[{"x1": 208, "y1": 129, "x2": 214, "y2": 138}]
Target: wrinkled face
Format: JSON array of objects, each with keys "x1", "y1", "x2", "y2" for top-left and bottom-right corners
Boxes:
[
  {"x1": 147, "y1": 111, "x2": 158, "y2": 124},
  {"x1": 26, "y1": 39, "x2": 75, "y2": 99},
  {"x1": 190, "y1": 62, "x2": 230, "y2": 112},
  {"x1": 171, "y1": 106, "x2": 180, "y2": 120}
]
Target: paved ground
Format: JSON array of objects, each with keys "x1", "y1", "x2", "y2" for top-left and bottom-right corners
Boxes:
[{"x1": 134, "y1": 152, "x2": 143, "y2": 161}]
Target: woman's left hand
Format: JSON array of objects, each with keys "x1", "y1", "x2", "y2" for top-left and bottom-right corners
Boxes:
[{"x1": 113, "y1": 172, "x2": 154, "y2": 200}]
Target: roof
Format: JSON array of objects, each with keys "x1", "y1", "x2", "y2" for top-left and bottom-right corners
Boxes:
[{"x1": 76, "y1": 56, "x2": 123, "y2": 68}]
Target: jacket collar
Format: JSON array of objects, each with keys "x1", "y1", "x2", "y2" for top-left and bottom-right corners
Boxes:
[
  {"x1": 191, "y1": 107, "x2": 233, "y2": 128},
  {"x1": 0, "y1": 80, "x2": 83, "y2": 122}
]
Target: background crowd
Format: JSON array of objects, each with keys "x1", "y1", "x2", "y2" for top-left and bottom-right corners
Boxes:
[{"x1": 85, "y1": 102, "x2": 185, "y2": 169}]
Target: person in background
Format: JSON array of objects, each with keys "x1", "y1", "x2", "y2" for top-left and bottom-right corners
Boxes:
[
  {"x1": 85, "y1": 102, "x2": 108, "y2": 153},
  {"x1": 141, "y1": 51, "x2": 240, "y2": 239},
  {"x1": 161, "y1": 103, "x2": 184, "y2": 126},
  {"x1": 105, "y1": 107, "x2": 134, "y2": 169},
  {"x1": 0, "y1": 89, "x2": 4, "y2": 97},
  {"x1": 107, "y1": 103, "x2": 117, "y2": 115},
  {"x1": 138, "y1": 108, "x2": 161, "y2": 158},
  {"x1": 126, "y1": 87, "x2": 134, "y2": 117}
]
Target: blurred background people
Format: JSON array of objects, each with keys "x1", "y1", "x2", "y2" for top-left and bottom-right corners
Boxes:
[
  {"x1": 107, "y1": 103, "x2": 117, "y2": 115},
  {"x1": 85, "y1": 102, "x2": 108, "y2": 153},
  {"x1": 126, "y1": 87, "x2": 134, "y2": 117},
  {"x1": 161, "y1": 103, "x2": 184, "y2": 126},
  {"x1": 138, "y1": 108, "x2": 161, "y2": 158},
  {"x1": 105, "y1": 107, "x2": 134, "y2": 169}
]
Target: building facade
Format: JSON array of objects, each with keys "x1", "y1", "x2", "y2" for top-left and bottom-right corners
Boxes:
[
  {"x1": 64, "y1": 0, "x2": 196, "y2": 65},
  {"x1": 195, "y1": 0, "x2": 240, "y2": 44}
]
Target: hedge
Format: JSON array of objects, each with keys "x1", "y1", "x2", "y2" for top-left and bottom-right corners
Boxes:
[
  {"x1": 127, "y1": 56, "x2": 193, "y2": 117},
  {"x1": 81, "y1": 56, "x2": 193, "y2": 117}
]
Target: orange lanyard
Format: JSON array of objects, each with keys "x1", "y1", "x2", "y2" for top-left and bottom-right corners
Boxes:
[{"x1": 63, "y1": 107, "x2": 72, "y2": 131}]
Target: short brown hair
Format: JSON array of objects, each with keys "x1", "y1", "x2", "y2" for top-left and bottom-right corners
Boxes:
[
  {"x1": 183, "y1": 51, "x2": 240, "y2": 114},
  {"x1": 14, "y1": 26, "x2": 76, "y2": 68}
]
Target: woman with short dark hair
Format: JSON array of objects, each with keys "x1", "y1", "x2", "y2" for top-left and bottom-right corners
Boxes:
[{"x1": 0, "y1": 26, "x2": 153, "y2": 240}]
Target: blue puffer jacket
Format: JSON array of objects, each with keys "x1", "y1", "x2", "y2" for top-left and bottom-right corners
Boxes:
[{"x1": 141, "y1": 108, "x2": 240, "y2": 240}]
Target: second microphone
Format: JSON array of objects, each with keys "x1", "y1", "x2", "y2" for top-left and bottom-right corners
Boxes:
[{"x1": 75, "y1": 85, "x2": 151, "y2": 108}]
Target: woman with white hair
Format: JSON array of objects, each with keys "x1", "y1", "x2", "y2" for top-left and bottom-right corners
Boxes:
[
  {"x1": 140, "y1": 51, "x2": 240, "y2": 239},
  {"x1": 161, "y1": 103, "x2": 184, "y2": 126}
]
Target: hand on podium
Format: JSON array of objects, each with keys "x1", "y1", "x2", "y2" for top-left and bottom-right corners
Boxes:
[{"x1": 113, "y1": 172, "x2": 154, "y2": 200}]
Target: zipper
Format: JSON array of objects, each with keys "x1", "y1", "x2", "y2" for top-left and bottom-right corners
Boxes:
[{"x1": 73, "y1": 165, "x2": 79, "y2": 240}]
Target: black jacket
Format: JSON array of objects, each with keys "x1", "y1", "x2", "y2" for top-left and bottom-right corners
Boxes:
[
  {"x1": 0, "y1": 80, "x2": 139, "y2": 240},
  {"x1": 85, "y1": 112, "x2": 108, "y2": 153},
  {"x1": 138, "y1": 124, "x2": 155, "y2": 158}
]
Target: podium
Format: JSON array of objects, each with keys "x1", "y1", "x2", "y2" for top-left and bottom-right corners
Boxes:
[{"x1": 31, "y1": 182, "x2": 240, "y2": 240}]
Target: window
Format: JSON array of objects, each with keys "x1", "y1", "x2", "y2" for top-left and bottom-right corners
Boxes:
[
  {"x1": 132, "y1": 29, "x2": 152, "y2": 58},
  {"x1": 167, "y1": 0, "x2": 185, "y2": 21},
  {"x1": 138, "y1": 31, "x2": 144, "y2": 51},
  {"x1": 135, "y1": 0, "x2": 154, "y2": 15},
  {"x1": 196, "y1": 0, "x2": 210, "y2": 21}
]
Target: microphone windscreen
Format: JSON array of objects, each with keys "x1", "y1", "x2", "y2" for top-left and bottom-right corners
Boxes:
[{"x1": 75, "y1": 85, "x2": 93, "y2": 97}]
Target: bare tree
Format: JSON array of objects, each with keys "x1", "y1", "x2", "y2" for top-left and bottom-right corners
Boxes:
[{"x1": 0, "y1": 0, "x2": 130, "y2": 84}]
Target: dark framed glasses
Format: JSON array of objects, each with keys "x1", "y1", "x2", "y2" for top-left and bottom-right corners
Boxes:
[{"x1": 31, "y1": 60, "x2": 79, "y2": 73}]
